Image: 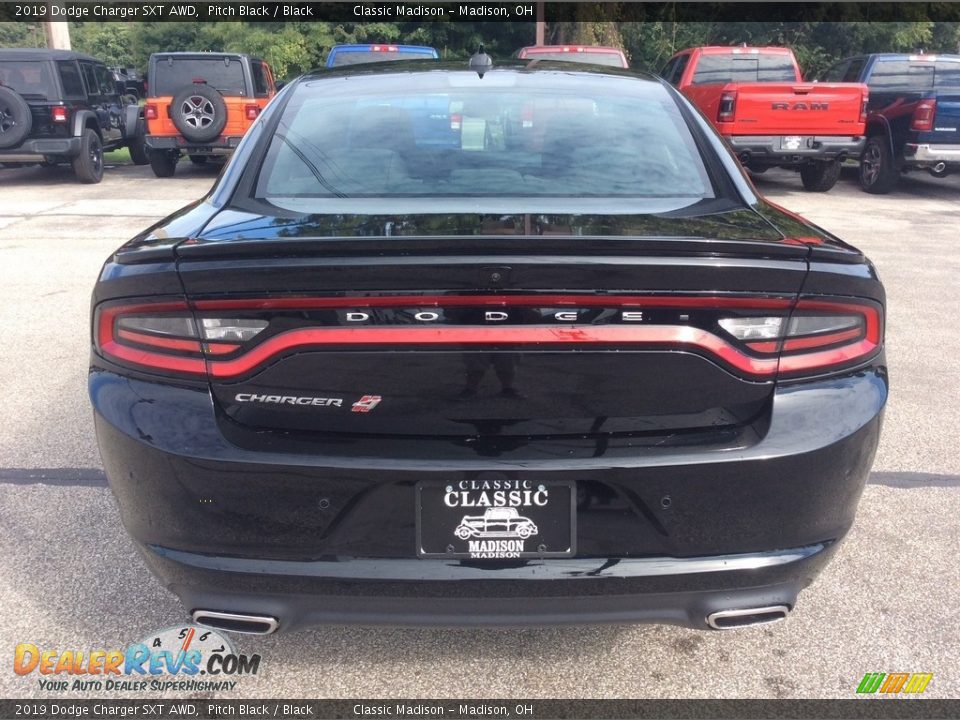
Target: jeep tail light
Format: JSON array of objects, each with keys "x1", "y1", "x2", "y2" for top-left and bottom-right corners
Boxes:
[
  {"x1": 718, "y1": 91, "x2": 737, "y2": 123},
  {"x1": 144, "y1": 104, "x2": 159, "y2": 120},
  {"x1": 450, "y1": 113, "x2": 462, "y2": 131},
  {"x1": 51, "y1": 106, "x2": 68, "y2": 123},
  {"x1": 244, "y1": 104, "x2": 261, "y2": 121},
  {"x1": 911, "y1": 98, "x2": 936, "y2": 132}
]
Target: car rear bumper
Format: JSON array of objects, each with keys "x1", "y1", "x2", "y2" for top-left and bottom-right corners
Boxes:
[
  {"x1": 148, "y1": 541, "x2": 834, "y2": 631},
  {"x1": 91, "y1": 364, "x2": 886, "y2": 631},
  {"x1": 0, "y1": 136, "x2": 82, "y2": 160},
  {"x1": 903, "y1": 143, "x2": 960, "y2": 166},
  {"x1": 727, "y1": 135, "x2": 865, "y2": 162},
  {"x1": 146, "y1": 135, "x2": 243, "y2": 154}
]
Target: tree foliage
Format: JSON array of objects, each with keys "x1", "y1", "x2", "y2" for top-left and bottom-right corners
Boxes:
[{"x1": 1, "y1": 19, "x2": 958, "y2": 80}]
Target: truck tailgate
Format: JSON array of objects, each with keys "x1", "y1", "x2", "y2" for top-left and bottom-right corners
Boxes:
[{"x1": 721, "y1": 82, "x2": 866, "y2": 136}]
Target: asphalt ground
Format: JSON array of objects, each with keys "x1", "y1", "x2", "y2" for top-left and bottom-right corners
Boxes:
[{"x1": 0, "y1": 159, "x2": 957, "y2": 700}]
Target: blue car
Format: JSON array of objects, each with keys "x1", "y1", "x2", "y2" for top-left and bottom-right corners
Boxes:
[{"x1": 325, "y1": 44, "x2": 439, "y2": 68}]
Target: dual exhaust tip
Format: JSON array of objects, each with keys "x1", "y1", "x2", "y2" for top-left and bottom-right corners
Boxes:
[
  {"x1": 706, "y1": 604, "x2": 790, "y2": 630},
  {"x1": 191, "y1": 609, "x2": 279, "y2": 635},
  {"x1": 190, "y1": 605, "x2": 790, "y2": 635}
]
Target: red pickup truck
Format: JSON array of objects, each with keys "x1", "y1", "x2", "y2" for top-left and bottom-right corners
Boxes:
[{"x1": 661, "y1": 46, "x2": 868, "y2": 191}]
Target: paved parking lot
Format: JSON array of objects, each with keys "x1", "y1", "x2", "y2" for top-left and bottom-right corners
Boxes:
[{"x1": 0, "y1": 160, "x2": 957, "y2": 699}]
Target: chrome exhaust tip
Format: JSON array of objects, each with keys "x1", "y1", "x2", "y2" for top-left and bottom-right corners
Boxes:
[
  {"x1": 706, "y1": 605, "x2": 790, "y2": 630},
  {"x1": 191, "y1": 609, "x2": 279, "y2": 635}
]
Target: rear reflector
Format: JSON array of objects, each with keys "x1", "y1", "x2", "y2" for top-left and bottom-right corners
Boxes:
[{"x1": 94, "y1": 295, "x2": 882, "y2": 380}]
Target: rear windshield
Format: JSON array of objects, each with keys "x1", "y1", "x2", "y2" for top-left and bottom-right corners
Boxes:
[
  {"x1": 868, "y1": 59, "x2": 960, "y2": 90},
  {"x1": 329, "y1": 50, "x2": 437, "y2": 67},
  {"x1": 0, "y1": 60, "x2": 57, "y2": 99},
  {"x1": 522, "y1": 51, "x2": 627, "y2": 68},
  {"x1": 152, "y1": 57, "x2": 246, "y2": 96},
  {"x1": 255, "y1": 74, "x2": 713, "y2": 201},
  {"x1": 692, "y1": 54, "x2": 796, "y2": 84}
]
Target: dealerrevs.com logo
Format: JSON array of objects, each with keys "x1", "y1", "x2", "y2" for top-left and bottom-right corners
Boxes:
[
  {"x1": 14, "y1": 626, "x2": 261, "y2": 693},
  {"x1": 856, "y1": 672, "x2": 933, "y2": 695}
]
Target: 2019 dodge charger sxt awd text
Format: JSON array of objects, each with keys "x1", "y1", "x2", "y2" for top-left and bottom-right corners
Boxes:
[{"x1": 89, "y1": 60, "x2": 886, "y2": 634}]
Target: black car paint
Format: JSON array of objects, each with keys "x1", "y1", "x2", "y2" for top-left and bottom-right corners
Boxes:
[{"x1": 90, "y1": 65, "x2": 887, "y2": 630}]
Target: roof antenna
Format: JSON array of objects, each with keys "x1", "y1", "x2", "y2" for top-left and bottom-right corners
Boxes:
[{"x1": 469, "y1": 44, "x2": 493, "y2": 78}]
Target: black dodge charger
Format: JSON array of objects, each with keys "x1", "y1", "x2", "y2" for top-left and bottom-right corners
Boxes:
[{"x1": 89, "y1": 60, "x2": 886, "y2": 634}]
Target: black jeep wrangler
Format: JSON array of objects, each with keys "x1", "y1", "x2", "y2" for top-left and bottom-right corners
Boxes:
[{"x1": 0, "y1": 48, "x2": 148, "y2": 183}]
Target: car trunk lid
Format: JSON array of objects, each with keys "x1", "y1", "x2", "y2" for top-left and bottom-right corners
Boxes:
[{"x1": 165, "y1": 209, "x2": 813, "y2": 439}]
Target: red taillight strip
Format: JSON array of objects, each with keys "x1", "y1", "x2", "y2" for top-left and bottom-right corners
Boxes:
[
  {"x1": 117, "y1": 328, "x2": 203, "y2": 353},
  {"x1": 781, "y1": 327, "x2": 862, "y2": 352},
  {"x1": 192, "y1": 295, "x2": 795, "y2": 311},
  {"x1": 205, "y1": 325, "x2": 779, "y2": 379},
  {"x1": 97, "y1": 302, "x2": 191, "y2": 349},
  {"x1": 100, "y1": 342, "x2": 207, "y2": 375},
  {"x1": 794, "y1": 299, "x2": 881, "y2": 344},
  {"x1": 779, "y1": 340, "x2": 878, "y2": 374}
]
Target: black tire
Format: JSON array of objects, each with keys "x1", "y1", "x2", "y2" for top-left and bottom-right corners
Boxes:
[
  {"x1": 800, "y1": 159, "x2": 842, "y2": 192},
  {"x1": 128, "y1": 135, "x2": 150, "y2": 165},
  {"x1": 0, "y1": 86, "x2": 32, "y2": 149},
  {"x1": 170, "y1": 84, "x2": 227, "y2": 143},
  {"x1": 149, "y1": 150, "x2": 178, "y2": 178},
  {"x1": 71, "y1": 129, "x2": 104, "y2": 183},
  {"x1": 189, "y1": 154, "x2": 208, "y2": 165},
  {"x1": 859, "y1": 135, "x2": 899, "y2": 194}
]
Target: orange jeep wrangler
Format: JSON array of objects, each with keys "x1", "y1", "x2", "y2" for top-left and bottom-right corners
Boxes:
[{"x1": 144, "y1": 52, "x2": 276, "y2": 177}]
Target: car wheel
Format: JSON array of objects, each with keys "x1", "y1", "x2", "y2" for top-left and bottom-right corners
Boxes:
[
  {"x1": 189, "y1": 154, "x2": 209, "y2": 165},
  {"x1": 72, "y1": 129, "x2": 104, "y2": 184},
  {"x1": 128, "y1": 136, "x2": 150, "y2": 166},
  {"x1": 171, "y1": 84, "x2": 227, "y2": 143},
  {"x1": 800, "y1": 159, "x2": 842, "y2": 192},
  {"x1": 0, "y1": 86, "x2": 32, "y2": 149},
  {"x1": 455, "y1": 526, "x2": 472, "y2": 540},
  {"x1": 149, "y1": 150, "x2": 178, "y2": 178},
  {"x1": 859, "y1": 136, "x2": 898, "y2": 194},
  {"x1": 517, "y1": 526, "x2": 533, "y2": 539}
]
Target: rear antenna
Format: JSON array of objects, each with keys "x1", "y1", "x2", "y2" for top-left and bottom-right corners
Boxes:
[{"x1": 469, "y1": 44, "x2": 493, "y2": 78}]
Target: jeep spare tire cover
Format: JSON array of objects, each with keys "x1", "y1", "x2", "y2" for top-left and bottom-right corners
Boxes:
[
  {"x1": 170, "y1": 84, "x2": 227, "y2": 143},
  {"x1": 0, "y1": 86, "x2": 32, "y2": 149}
]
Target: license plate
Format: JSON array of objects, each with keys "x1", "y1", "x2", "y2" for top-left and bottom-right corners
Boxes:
[
  {"x1": 780, "y1": 135, "x2": 805, "y2": 150},
  {"x1": 416, "y1": 481, "x2": 575, "y2": 559}
]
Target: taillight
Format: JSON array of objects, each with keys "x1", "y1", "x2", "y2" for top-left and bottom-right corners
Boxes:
[
  {"x1": 144, "y1": 104, "x2": 159, "y2": 120},
  {"x1": 860, "y1": 95, "x2": 868, "y2": 124},
  {"x1": 911, "y1": 98, "x2": 936, "y2": 132},
  {"x1": 244, "y1": 104, "x2": 261, "y2": 121},
  {"x1": 95, "y1": 296, "x2": 881, "y2": 380},
  {"x1": 719, "y1": 298, "x2": 883, "y2": 377},
  {"x1": 51, "y1": 106, "x2": 68, "y2": 123},
  {"x1": 449, "y1": 113, "x2": 462, "y2": 131},
  {"x1": 95, "y1": 302, "x2": 267, "y2": 376},
  {"x1": 718, "y1": 91, "x2": 737, "y2": 123},
  {"x1": 371, "y1": 45, "x2": 398, "y2": 52}
]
